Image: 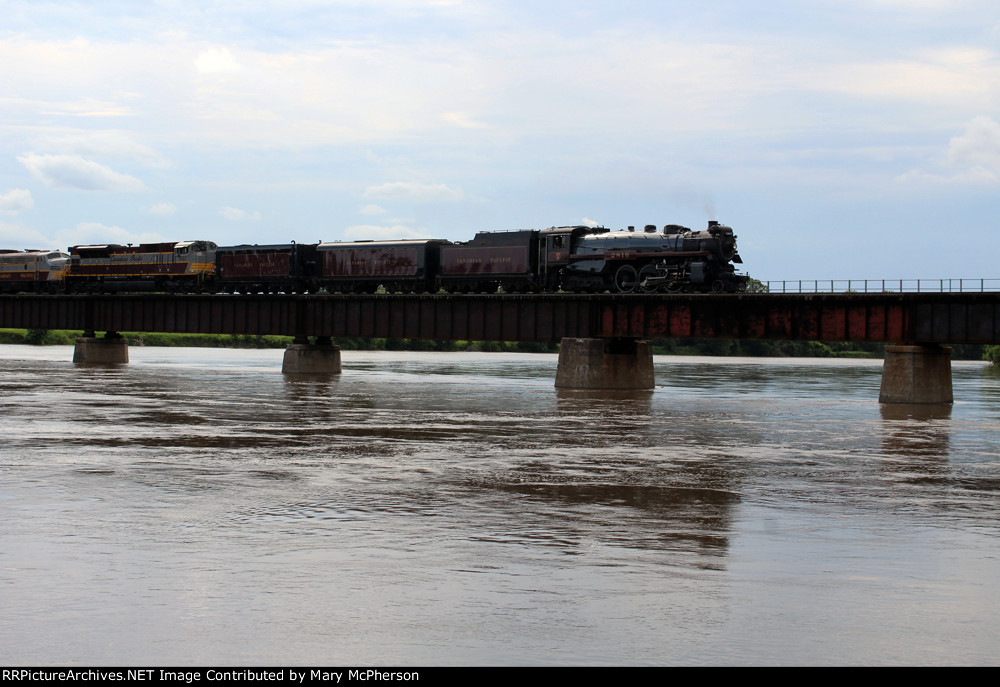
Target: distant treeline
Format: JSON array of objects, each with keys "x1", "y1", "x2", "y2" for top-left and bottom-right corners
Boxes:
[{"x1": 1, "y1": 329, "x2": 996, "y2": 363}]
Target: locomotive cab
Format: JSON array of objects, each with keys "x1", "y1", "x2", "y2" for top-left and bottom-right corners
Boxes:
[
  {"x1": 539, "y1": 225, "x2": 607, "y2": 291},
  {"x1": 175, "y1": 241, "x2": 218, "y2": 281}
]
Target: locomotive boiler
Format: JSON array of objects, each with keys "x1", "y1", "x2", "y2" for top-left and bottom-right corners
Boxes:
[{"x1": 559, "y1": 220, "x2": 745, "y2": 293}]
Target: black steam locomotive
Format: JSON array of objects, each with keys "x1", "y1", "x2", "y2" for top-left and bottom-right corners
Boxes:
[
  {"x1": 543, "y1": 220, "x2": 746, "y2": 294},
  {"x1": 1, "y1": 220, "x2": 747, "y2": 295}
]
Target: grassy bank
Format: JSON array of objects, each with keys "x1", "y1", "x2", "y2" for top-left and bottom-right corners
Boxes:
[
  {"x1": 986, "y1": 345, "x2": 1000, "y2": 366},
  {"x1": 1, "y1": 329, "x2": 993, "y2": 361},
  {"x1": 0, "y1": 329, "x2": 294, "y2": 348},
  {"x1": 0, "y1": 329, "x2": 556, "y2": 352}
]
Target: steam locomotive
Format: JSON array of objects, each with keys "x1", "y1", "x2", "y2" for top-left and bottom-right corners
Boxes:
[{"x1": 0, "y1": 221, "x2": 747, "y2": 295}]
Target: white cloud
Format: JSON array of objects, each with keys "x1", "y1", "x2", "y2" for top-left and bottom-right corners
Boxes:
[
  {"x1": 29, "y1": 130, "x2": 170, "y2": 168},
  {"x1": 343, "y1": 224, "x2": 433, "y2": 240},
  {"x1": 815, "y1": 52, "x2": 997, "y2": 104},
  {"x1": 0, "y1": 220, "x2": 53, "y2": 248},
  {"x1": 947, "y1": 116, "x2": 1000, "y2": 176},
  {"x1": 20, "y1": 97, "x2": 137, "y2": 118},
  {"x1": 219, "y1": 206, "x2": 261, "y2": 221},
  {"x1": 148, "y1": 202, "x2": 178, "y2": 216},
  {"x1": 59, "y1": 222, "x2": 164, "y2": 247},
  {"x1": 442, "y1": 112, "x2": 490, "y2": 129},
  {"x1": 360, "y1": 204, "x2": 388, "y2": 215},
  {"x1": 0, "y1": 220, "x2": 162, "y2": 250},
  {"x1": 899, "y1": 116, "x2": 1000, "y2": 184},
  {"x1": 17, "y1": 153, "x2": 146, "y2": 192},
  {"x1": 363, "y1": 182, "x2": 465, "y2": 202},
  {"x1": 0, "y1": 189, "x2": 34, "y2": 215},
  {"x1": 194, "y1": 47, "x2": 241, "y2": 74}
]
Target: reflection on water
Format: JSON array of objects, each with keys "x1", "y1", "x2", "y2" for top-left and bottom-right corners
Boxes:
[
  {"x1": 0, "y1": 345, "x2": 998, "y2": 666},
  {"x1": 880, "y1": 403, "x2": 953, "y2": 459}
]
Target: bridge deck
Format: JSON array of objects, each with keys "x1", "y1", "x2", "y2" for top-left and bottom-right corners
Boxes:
[{"x1": 1, "y1": 292, "x2": 998, "y2": 345}]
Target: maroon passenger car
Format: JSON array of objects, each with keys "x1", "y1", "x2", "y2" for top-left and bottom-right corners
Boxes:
[
  {"x1": 215, "y1": 243, "x2": 318, "y2": 293},
  {"x1": 316, "y1": 240, "x2": 449, "y2": 293},
  {"x1": 438, "y1": 230, "x2": 539, "y2": 292}
]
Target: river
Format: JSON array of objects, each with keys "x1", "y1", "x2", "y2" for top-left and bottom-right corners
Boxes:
[{"x1": 1, "y1": 345, "x2": 998, "y2": 665}]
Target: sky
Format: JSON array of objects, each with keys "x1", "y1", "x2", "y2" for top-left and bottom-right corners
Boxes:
[{"x1": 1, "y1": 0, "x2": 997, "y2": 280}]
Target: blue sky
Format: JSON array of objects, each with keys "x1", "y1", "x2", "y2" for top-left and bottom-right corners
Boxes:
[{"x1": 1, "y1": 0, "x2": 997, "y2": 280}]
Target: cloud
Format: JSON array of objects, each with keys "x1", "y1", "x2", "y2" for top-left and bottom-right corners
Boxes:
[
  {"x1": 899, "y1": 116, "x2": 1000, "y2": 184},
  {"x1": 362, "y1": 182, "x2": 465, "y2": 202},
  {"x1": 359, "y1": 204, "x2": 388, "y2": 215},
  {"x1": 148, "y1": 202, "x2": 178, "y2": 216},
  {"x1": 17, "y1": 153, "x2": 146, "y2": 192},
  {"x1": 39, "y1": 97, "x2": 135, "y2": 117},
  {"x1": 29, "y1": 131, "x2": 170, "y2": 168},
  {"x1": 0, "y1": 220, "x2": 163, "y2": 250},
  {"x1": 0, "y1": 220, "x2": 53, "y2": 248},
  {"x1": 343, "y1": 224, "x2": 434, "y2": 240},
  {"x1": 815, "y1": 50, "x2": 998, "y2": 104},
  {"x1": 60, "y1": 222, "x2": 165, "y2": 247},
  {"x1": 219, "y1": 206, "x2": 261, "y2": 221},
  {"x1": 0, "y1": 189, "x2": 34, "y2": 215},
  {"x1": 442, "y1": 112, "x2": 490, "y2": 129},
  {"x1": 194, "y1": 47, "x2": 241, "y2": 74},
  {"x1": 947, "y1": 116, "x2": 1000, "y2": 176}
]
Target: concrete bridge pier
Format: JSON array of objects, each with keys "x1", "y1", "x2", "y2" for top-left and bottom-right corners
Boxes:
[
  {"x1": 282, "y1": 336, "x2": 342, "y2": 375},
  {"x1": 555, "y1": 337, "x2": 655, "y2": 390},
  {"x1": 73, "y1": 331, "x2": 129, "y2": 364},
  {"x1": 878, "y1": 344, "x2": 953, "y2": 405}
]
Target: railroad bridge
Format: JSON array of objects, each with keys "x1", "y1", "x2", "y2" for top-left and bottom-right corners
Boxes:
[{"x1": 2, "y1": 291, "x2": 999, "y2": 403}]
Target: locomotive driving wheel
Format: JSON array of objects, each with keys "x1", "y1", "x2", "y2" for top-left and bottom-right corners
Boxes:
[
  {"x1": 613, "y1": 264, "x2": 639, "y2": 293},
  {"x1": 638, "y1": 264, "x2": 659, "y2": 293}
]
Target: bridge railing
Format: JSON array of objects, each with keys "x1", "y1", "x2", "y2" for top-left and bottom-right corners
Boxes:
[{"x1": 757, "y1": 278, "x2": 1000, "y2": 294}]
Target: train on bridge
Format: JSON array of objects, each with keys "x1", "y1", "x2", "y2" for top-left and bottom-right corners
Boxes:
[{"x1": 0, "y1": 221, "x2": 747, "y2": 295}]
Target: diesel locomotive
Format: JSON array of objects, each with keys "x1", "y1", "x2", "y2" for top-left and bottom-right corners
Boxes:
[
  {"x1": 0, "y1": 249, "x2": 70, "y2": 293},
  {"x1": 0, "y1": 220, "x2": 747, "y2": 295}
]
